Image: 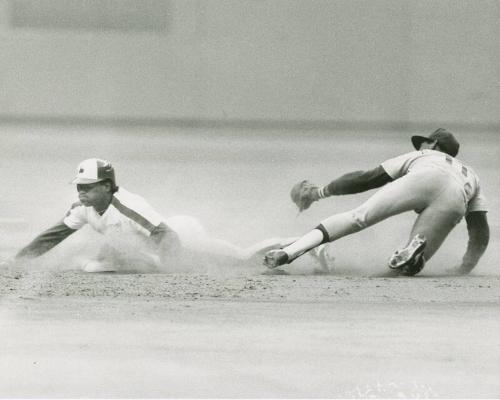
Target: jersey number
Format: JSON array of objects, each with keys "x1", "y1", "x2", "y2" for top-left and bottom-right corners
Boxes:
[
  {"x1": 445, "y1": 155, "x2": 468, "y2": 177},
  {"x1": 445, "y1": 155, "x2": 472, "y2": 197}
]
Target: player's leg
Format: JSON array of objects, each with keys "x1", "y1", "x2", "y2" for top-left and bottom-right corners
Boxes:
[
  {"x1": 164, "y1": 215, "x2": 241, "y2": 257},
  {"x1": 264, "y1": 171, "x2": 436, "y2": 268},
  {"x1": 411, "y1": 210, "x2": 464, "y2": 261},
  {"x1": 165, "y1": 215, "x2": 297, "y2": 262},
  {"x1": 189, "y1": 235, "x2": 302, "y2": 262},
  {"x1": 388, "y1": 183, "x2": 466, "y2": 276}
]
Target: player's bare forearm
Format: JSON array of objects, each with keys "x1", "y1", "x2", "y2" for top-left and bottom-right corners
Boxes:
[
  {"x1": 16, "y1": 221, "x2": 77, "y2": 259},
  {"x1": 323, "y1": 165, "x2": 393, "y2": 196},
  {"x1": 457, "y1": 211, "x2": 489, "y2": 274}
]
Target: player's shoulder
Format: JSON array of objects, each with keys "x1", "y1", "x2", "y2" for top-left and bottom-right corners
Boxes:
[
  {"x1": 111, "y1": 187, "x2": 163, "y2": 231},
  {"x1": 392, "y1": 149, "x2": 425, "y2": 159},
  {"x1": 418, "y1": 149, "x2": 444, "y2": 157},
  {"x1": 383, "y1": 149, "x2": 420, "y2": 164},
  {"x1": 111, "y1": 187, "x2": 155, "y2": 216},
  {"x1": 405, "y1": 149, "x2": 454, "y2": 161},
  {"x1": 113, "y1": 187, "x2": 149, "y2": 206}
]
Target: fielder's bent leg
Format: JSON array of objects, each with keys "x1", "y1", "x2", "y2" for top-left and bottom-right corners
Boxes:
[
  {"x1": 389, "y1": 177, "x2": 466, "y2": 276},
  {"x1": 263, "y1": 170, "x2": 437, "y2": 269},
  {"x1": 404, "y1": 205, "x2": 464, "y2": 268}
]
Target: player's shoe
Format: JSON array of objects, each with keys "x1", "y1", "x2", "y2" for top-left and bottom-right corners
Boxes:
[
  {"x1": 82, "y1": 260, "x2": 116, "y2": 273},
  {"x1": 263, "y1": 249, "x2": 290, "y2": 269},
  {"x1": 388, "y1": 234, "x2": 427, "y2": 275}
]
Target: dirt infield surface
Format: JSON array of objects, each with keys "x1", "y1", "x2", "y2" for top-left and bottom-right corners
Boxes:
[
  {"x1": 1, "y1": 127, "x2": 499, "y2": 398},
  {"x1": 1, "y1": 269, "x2": 499, "y2": 398}
]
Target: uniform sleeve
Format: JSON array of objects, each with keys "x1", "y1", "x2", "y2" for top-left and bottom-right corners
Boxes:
[
  {"x1": 63, "y1": 202, "x2": 88, "y2": 230},
  {"x1": 456, "y1": 211, "x2": 489, "y2": 274},
  {"x1": 16, "y1": 221, "x2": 77, "y2": 259},
  {"x1": 324, "y1": 165, "x2": 393, "y2": 195},
  {"x1": 380, "y1": 151, "x2": 418, "y2": 179},
  {"x1": 467, "y1": 185, "x2": 488, "y2": 213}
]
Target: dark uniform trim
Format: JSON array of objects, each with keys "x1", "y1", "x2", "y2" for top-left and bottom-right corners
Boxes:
[
  {"x1": 111, "y1": 197, "x2": 156, "y2": 233},
  {"x1": 316, "y1": 224, "x2": 330, "y2": 244}
]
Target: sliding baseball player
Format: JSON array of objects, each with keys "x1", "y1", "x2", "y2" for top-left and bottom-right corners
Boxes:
[{"x1": 4, "y1": 158, "x2": 298, "y2": 272}]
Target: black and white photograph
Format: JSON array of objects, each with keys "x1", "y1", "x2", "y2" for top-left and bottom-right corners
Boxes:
[{"x1": 0, "y1": 0, "x2": 499, "y2": 398}]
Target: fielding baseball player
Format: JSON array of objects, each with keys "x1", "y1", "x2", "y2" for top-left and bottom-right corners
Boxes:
[
  {"x1": 4, "y1": 158, "x2": 297, "y2": 272},
  {"x1": 264, "y1": 129, "x2": 489, "y2": 276}
]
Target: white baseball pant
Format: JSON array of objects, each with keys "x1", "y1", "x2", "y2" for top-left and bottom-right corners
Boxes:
[{"x1": 319, "y1": 167, "x2": 467, "y2": 260}]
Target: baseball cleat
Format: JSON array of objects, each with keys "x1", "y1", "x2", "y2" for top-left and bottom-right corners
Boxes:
[
  {"x1": 263, "y1": 249, "x2": 289, "y2": 269},
  {"x1": 388, "y1": 234, "x2": 427, "y2": 270}
]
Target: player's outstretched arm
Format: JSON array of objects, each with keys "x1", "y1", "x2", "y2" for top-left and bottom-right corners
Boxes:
[
  {"x1": 322, "y1": 165, "x2": 393, "y2": 196},
  {"x1": 15, "y1": 221, "x2": 77, "y2": 260},
  {"x1": 291, "y1": 165, "x2": 393, "y2": 212},
  {"x1": 454, "y1": 211, "x2": 489, "y2": 275}
]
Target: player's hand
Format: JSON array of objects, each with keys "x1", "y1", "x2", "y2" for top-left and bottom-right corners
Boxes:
[
  {"x1": 290, "y1": 180, "x2": 321, "y2": 212},
  {"x1": 445, "y1": 264, "x2": 470, "y2": 276}
]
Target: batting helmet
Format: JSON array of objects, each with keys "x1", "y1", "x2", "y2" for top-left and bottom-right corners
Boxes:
[{"x1": 71, "y1": 158, "x2": 116, "y2": 185}]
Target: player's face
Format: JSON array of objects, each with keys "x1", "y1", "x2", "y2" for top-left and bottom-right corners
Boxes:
[{"x1": 76, "y1": 182, "x2": 108, "y2": 206}]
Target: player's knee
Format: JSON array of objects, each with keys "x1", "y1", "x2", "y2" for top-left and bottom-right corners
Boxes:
[{"x1": 352, "y1": 207, "x2": 369, "y2": 229}]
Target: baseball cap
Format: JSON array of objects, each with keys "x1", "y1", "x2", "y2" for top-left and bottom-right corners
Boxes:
[
  {"x1": 71, "y1": 158, "x2": 116, "y2": 184},
  {"x1": 411, "y1": 128, "x2": 460, "y2": 157}
]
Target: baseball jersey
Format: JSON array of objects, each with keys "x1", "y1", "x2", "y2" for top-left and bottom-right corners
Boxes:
[
  {"x1": 381, "y1": 149, "x2": 488, "y2": 213},
  {"x1": 64, "y1": 187, "x2": 165, "y2": 237}
]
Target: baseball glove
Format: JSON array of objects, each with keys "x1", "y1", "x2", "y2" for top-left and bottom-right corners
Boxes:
[{"x1": 290, "y1": 180, "x2": 320, "y2": 212}]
